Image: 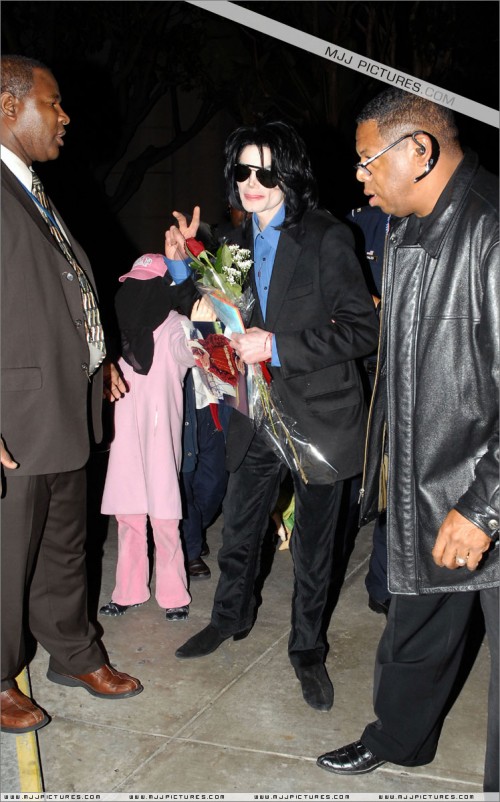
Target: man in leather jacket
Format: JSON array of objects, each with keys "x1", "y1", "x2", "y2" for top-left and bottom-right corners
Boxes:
[{"x1": 317, "y1": 89, "x2": 499, "y2": 792}]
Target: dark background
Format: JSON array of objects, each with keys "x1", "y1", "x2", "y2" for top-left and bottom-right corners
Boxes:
[{"x1": 2, "y1": 0, "x2": 498, "y2": 330}]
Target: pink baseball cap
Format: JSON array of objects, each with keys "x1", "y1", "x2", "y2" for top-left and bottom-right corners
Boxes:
[{"x1": 118, "y1": 253, "x2": 168, "y2": 282}]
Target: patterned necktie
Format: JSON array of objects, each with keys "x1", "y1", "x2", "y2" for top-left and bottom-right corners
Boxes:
[{"x1": 30, "y1": 170, "x2": 106, "y2": 376}]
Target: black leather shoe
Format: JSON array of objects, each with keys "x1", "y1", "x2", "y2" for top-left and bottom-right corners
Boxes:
[
  {"x1": 368, "y1": 596, "x2": 391, "y2": 617},
  {"x1": 200, "y1": 542, "x2": 210, "y2": 558},
  {"x1": 188, "y1": 557, "x2": 211, "y2": 580},
  {"x1": 295, "y1": 664, "x2": 333, "y2": 712},
  {"x1": 175, "y1": 623, "x2": 249, "y2": 659},
  {"x1": 317, "y1": 740, "x2": 385, "y2": 774}
]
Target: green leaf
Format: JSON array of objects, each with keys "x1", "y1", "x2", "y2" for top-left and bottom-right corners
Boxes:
[{"x1": 219, "y1": 244, "x2": 233, "y2": 269}]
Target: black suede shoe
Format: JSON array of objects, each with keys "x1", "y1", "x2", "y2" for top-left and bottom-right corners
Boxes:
[
  {"x1": 175, "y1": 623, "x2": 250, "y2": 659},
  {"x1": 317, "y1": 740, "x2": 385, "y2": 774},
  {"x1": 294, "y1": 664, "x2": 333, "y2": 712}
]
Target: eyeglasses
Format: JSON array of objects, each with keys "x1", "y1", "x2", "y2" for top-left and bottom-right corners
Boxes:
[
  {"x1": 234, "y1": 163, "x2": 278, "y2": 188},
  {"x1": 354, "y1": 131, "x2": 426, "y2": 176}
]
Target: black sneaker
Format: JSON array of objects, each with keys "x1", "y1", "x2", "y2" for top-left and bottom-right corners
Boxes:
[
  {"x1": 165, "y1": 605, "x2": 189, "y2": 621},
  {"x1": 99, "y1": 601, "x2": 143, "y2": 616}
]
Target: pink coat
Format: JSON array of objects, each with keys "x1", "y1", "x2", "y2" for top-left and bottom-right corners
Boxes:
[{"x1": 101, "y1": 311, "x2": 195, "y2": 519}]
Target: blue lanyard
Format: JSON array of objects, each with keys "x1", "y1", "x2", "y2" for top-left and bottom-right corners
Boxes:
[{"x1": 19, "y1": 179, "x2": 63, "y2": 233}]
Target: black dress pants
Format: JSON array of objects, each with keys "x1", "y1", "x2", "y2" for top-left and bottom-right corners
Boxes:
[
  {"x1": 211, "y1": 432, "x2": 344, "y2": 667},
  {"x1": 361, "y1": 587, "x2": 499, "y2": 791},
  {"x1": 1, "y1": 469, "x2": 104, "y2": 691}
]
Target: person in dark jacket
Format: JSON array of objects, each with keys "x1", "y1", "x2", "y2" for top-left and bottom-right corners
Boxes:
[
  {"x1": 346, "y1": 205, "x2": 391, "y2": 615},
  {"x1": 172, "y1": 120, "x2": 379, "y2": 713},
  {"x1": 317, "y1": 89, "x2": 499, "y2": 793}
]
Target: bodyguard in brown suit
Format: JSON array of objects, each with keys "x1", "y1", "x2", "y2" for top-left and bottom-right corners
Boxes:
[{"x1": 0, "y1": 55, "x2": 143, "y2": 734}]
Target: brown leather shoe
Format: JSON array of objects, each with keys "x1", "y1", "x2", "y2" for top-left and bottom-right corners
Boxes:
[
  {"x1": 46, "y1": 664, "x2": 143, "y2": 699},
  {"x1": 1, "y1": 688, "x2": 50, "y2": 734}
]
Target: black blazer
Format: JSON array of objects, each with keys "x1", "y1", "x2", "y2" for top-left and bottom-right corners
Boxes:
[{"x1": 225, "y1": 209, "x2": 379, "y2": 482}]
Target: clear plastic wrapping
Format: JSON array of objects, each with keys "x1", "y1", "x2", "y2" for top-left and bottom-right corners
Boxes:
[{"x1": 248, "y1": 364, "x2": 338, "y2": 486}]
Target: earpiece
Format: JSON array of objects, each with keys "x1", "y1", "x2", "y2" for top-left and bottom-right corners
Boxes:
[{"x1": 412, "y1": 131, "x2": 440, "y2": 183}]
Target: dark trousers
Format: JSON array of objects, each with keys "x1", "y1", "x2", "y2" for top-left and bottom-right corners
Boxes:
[
  {"x1": 180, "y1": 405, "x2": 228, "y2": 562},
  {"x1": 211, "y1": 432, "x2": 344, "y2": 668},
  {"x1": 1, "y1": 469, "x2": 104, "y2": 691},
  {"x1": 361, "y1": 587, "x2": 499, "y2": 791},
  {"x1": 364, "y1": 512, "x2": 389, "y2": 602}
]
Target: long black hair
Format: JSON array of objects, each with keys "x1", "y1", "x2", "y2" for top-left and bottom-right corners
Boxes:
[{"x1": 224, "y1": 120, "x2": 318, "y2": 229}]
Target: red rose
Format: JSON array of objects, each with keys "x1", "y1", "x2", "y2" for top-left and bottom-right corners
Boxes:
[{"x1": 185, "y1": 237, "x2": 206, "y2": 258}]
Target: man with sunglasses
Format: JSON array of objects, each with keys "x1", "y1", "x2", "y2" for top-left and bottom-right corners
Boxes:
[
  {"x1": 174, "y1": 120, "x2": 379, "y2": 712},
  {"x1": 317, "y1": 89, "x2": 499, "y2": 792}
]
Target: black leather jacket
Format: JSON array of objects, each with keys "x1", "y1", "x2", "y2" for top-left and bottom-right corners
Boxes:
[{"x1": 359, "y1": 150, "x2": 499, "y2": 594}]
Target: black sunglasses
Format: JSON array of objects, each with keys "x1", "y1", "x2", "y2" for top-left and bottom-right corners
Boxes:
[{"x1": 234, "y1": 163, "x2": 278, "y2": 188}]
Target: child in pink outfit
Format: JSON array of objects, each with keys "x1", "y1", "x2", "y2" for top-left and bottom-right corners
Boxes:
[{"x1": 100, "y1": 253, "x2": 201, "y2": 621}]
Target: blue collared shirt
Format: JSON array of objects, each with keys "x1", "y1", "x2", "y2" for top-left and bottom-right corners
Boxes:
[
  {"x1": 253, "y1": 204, "x2": 285, "y2": 365},
  {"x1": 162, "y1": 256, "x2": 191, "y2": 284}
]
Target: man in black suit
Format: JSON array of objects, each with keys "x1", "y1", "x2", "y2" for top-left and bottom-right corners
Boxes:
[
  {"x1": 174, "y1": 121, "x2": 379, "y2": 711},
  {"x1": 1, "y1": 55, "x2": 143, "y2": 734}
]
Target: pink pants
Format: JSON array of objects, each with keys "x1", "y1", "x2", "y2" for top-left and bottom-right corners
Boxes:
[{"x1": 112, "y1": 514, "x2": 190, "y2": 609}]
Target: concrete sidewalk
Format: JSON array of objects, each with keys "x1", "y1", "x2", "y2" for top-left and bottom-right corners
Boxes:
[{"x1": 1, "y1": 489, "x2": 490, "y2": 794}]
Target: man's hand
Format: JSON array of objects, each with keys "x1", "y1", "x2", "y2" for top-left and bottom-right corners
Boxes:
[
  {"x1": 165, "y1": 206, "x2": 201, "y2": 261},
  {"x1": 103, "y1": 361, "x2": 127, "y2": 402},
  {"x1": 173, "y1": 207, "x2": 200, "y2": 239},
  {"x1": 190, "y1": 296, "x2": 216, "y2": 322},
  {"x1": 230, "y1": 327, "x2": 273, "y2": 365},
  {"x1": 1, "y1": 437, "x2": 18, "y2": 470},
  {"x1": 432, "y1": 508, "x2": 492, "y2": 571}
]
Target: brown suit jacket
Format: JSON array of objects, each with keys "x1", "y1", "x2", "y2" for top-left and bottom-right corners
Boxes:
[{"x1": 1, "y1": 164, "x2": 104, "y2": 475}]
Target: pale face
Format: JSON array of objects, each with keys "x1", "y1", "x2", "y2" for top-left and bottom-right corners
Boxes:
[
  {"x1": 10, "y1": 68, "x2": 70, "y2": 165},
  {"x1": 236, "y1": 144, "x2": 285, "y2": 229},
  {"x1": 355, "y1": 120, "x2": 420, "y2": 218}
]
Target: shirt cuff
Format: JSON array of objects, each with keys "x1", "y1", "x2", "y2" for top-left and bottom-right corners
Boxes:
[
  {"x1": 271, "y1": 335, "x2": 281, "y2": 367},
  {"x1": 163, "y1": 256, "x2": 192, "y2": 284}
]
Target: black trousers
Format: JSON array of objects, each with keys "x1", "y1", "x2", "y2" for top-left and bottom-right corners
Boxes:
[
  {"x1": 361, "y1": 587, "x2": 499, "y2": 792},
  {"x1": 211, "y1": 432, "x2": 344, "y2": 668},
  {"x1": 1, "y1": 469, "x2": 104, "y2": 691}
]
